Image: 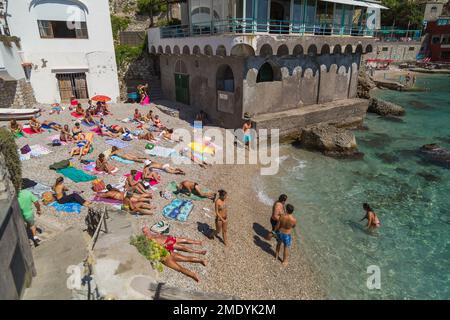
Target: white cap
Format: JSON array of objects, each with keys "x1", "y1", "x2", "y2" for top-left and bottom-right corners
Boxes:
[{"x1": 144, "y1": 160, "x2": 152, "y2": 166}]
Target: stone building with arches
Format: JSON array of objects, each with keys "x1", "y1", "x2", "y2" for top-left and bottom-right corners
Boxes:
[{"x1": 148, "y1": 0, "x2": 386, "y2": 132}]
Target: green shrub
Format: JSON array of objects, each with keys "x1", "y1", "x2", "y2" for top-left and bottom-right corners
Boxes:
[
  {"x1": 0, "y1": 128, "x2": 22, "y2": 193},
  {"x1": 110, "y1": 15, "x2": 130, "y2": 40},
  {"x1": 115, "y1": 44, "x2": 145, "y2": 68}
]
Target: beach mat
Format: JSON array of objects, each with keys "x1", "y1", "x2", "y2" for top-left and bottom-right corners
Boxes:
[
  {"x1": 167, "y1": 181, "x2": 211, "y2": 201},
  {"x1": 91, "y1": 196, "x2": 122, "y2": 206},
  {"x1": 22, "y1": 127, "x2": 41, "y2": 135},
  {"x1": 19, "y1": 145, "x2": 52, "y2": 161},
  {"x1": 144, "y1": 146, "x2": 177, "y2": 158},
  {"x1": 57, "y1": 167, "x2": 96, "y2": 183},
  {"x1": 111, "y1": 155, "x2": 135, "y2": 164},
  {"x1": 70, "y1": 112, "x2": 83, "y2": 118},
  {"x1": 48, "y1": 201, "x2": 82, "y2": 214},
  {"x1": 105, "y1": 139, "x2": 130, "y2": 149},
  {"x1": 162, "y1": 199, "x2": 193, "y2": 222},
  {"x1": 27, "y1": 183, "x2": 52, "y2": 198}
]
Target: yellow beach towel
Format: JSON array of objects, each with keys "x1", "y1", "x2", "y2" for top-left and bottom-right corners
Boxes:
[{"x1": 189, "y1": 142, "x2": 215, "y2": 155}]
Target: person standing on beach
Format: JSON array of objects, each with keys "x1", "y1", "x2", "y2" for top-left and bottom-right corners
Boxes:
[
  {"x1": 274, "y1": 204, "x2": 296, "y2": 267},
  {"x1": 209, "y1": 190, "x2": 228, "y2": 246},
  {"x1": 266, "y1": 194, "x2": 287, "y2": 240},
  {"x1": 361, "y1": 203, "x2": 380, "y2": 232},
  {"x1": 18, "y1": 188, "x2": 42, "y2": 246}
]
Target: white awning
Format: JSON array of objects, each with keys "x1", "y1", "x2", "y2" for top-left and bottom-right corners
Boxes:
[{"x1": 320, "y1": 0, "x2": 389, "y2": 10}]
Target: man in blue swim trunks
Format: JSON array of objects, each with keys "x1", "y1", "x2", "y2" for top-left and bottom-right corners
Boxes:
[{"x1": 274, "y1": 204, "x2": 297, "y2": 267}]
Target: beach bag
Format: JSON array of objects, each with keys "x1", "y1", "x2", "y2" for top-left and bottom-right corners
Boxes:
[
  {"x1": 52, "y1": 139, "x2": 62, "y2": 146},
  {"x1": 145, "y1": 143, "x2": 155, "y2": 150},
  {"x1": 20, "y1": 144, "x2": 31, "y2": 154},
  {"x1": 91, "y1": 179, "x2": 106, "y2": 192},
  {"x1": 150, "y1": 221, "x2": 170, "y2": 235},
  {"x1": 42, "y1": 192, "x2": 55, "y2": 205},
  {"x1": 122, "y1": 133, "x2": 132, "y2": 141}
]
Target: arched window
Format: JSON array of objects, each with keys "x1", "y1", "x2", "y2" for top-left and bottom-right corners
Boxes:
[
  {"x1": 175, "y1": 60, "x2": 187, "y2": 74},
  {"x1": 257, "y1": 63, "x2": 274, "y2": 83},
  {"x1": 216, "y1": 65, "x2": 234, "y2": 92}
]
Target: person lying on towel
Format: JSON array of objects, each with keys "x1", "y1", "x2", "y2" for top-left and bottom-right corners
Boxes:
[
  {"x1": 110, "y1": 146, "x2": 149, "y2": 163},
  {"x1": 96, "y1": 184, "x2": 152, "y2": 203},
  {"x1": 29, "y1": 116, "x2": 43, "y2": 133}
]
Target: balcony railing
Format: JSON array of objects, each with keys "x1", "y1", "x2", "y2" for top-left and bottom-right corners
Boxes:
[
  {"x1": 159, "y1": 18, "x2": 374, "y2": 39},
  {"x1": 373, "y1": 29, "x2": 423, "y2": 42}
]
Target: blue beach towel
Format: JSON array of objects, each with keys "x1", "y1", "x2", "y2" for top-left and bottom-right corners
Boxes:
[
  {"x1": 162, "y1": 199, "x2": 194, "y2": 222},
  {"x1": 111, "y1": 155, "x2": 135, "y2": 164},
  {"x1": 105, "y1": 139, "x2": 130, "y2": 149},
  {"x1": 57, "y1": 167, "x2": 96, "y2": 183},
  {"x1": 48, "y1": 201, "x2": 82, "y2": 214},
  {"x1": 145, "y1": 146, "x2": 177, "y2": 158}
]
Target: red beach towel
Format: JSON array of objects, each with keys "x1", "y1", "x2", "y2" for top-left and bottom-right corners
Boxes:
[
  {"x1": 71, "y1": 112, "x2": 84, "y2": 118},
  {"x1": 22, "y1": 127, "x2": 41, "y2": 135}
]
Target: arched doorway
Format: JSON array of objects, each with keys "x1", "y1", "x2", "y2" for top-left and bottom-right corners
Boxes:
[
  {"x1": 174, "y1": 60, "x2": 189, "y2": 104},
  {"x1": 256, "y1": 62, "x2": 281, "y2": 83},
  {"x1": 216, "y1": 65, "x2": 234, "y2": 92}
]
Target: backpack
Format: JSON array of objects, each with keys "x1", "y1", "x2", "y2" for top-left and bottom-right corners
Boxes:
[
  {"x1": 52, "y1": 139, "x2": 62, "y2": 146},
  {"x1": 20, "y1": 144, "x2": 31, "y2": 154},
  {"x1": 42, "y1": 192, "x2": 55, "y2": 205}
]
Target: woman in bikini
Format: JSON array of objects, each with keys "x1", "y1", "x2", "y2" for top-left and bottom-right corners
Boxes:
[
  {"x1": 361, "y1": 203, "x2": 380, "y2": 232},
  {"x1": 71, "y1": 122, "x2": 84, "y2": 140},
  {"x1": 53, "y1": 177, "x2": 91, "y2": 207},
  {"x1": 209, "y1": 190, "x2": 228, "y2": 246},
  {"x1": 142, "y1": 227, "x2": 207, "y2": 255},
  {"x1": 110, "y1": 146, "x2": 149, "y2": 163},
  {"x1": 138, "y1": 131, "x2": 157, "y2": 142},
  {"x1": 83, "y1": 112, "x2": 96, "y2": 126},
  {"x1": 75, "y1": 103, "x2": 85, "y2": 117},
  {"x1": 97, "y1": 118, "x2": 119, "y2": 138},
  {"x1": 142, "y1": 162, "x2": 161, "y2": 182},
  {"x1": 143, "y1": 110, "x2": 154, "y2": 123},
  {"x1": 70, "y1": 139, "x2": 91, "y2": 160},
  {"x1": 125, "y1": 169, "x2": 148, "y2": 194},
  {"x1": 133, "y1": 109, "x2": 143, "y2": 122},
  {"x1": 122, "y1": 192, "x2": 155, "y2": 215},
  {"x1": 96, "y1": 184, "x2": 152, "y2": 202},
  {"x1": 42, "y1": 120, "x2": 62, "y2": 131}
]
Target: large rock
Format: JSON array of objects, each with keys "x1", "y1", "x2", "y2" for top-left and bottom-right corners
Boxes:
[
  {"x1": 357, "y1": 65, "x2": 376, "y2": 99},
  {"x1": 368, "y1": 98, "x2": 405, "y2": 117},
  {"x1": 418, "y1": 144, "x2": 450, "y2": 169},
  {"x1": 298, "y1": 124, "x2": 363, "y2": 158}
]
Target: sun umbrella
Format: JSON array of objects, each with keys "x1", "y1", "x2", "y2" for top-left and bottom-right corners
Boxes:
[{"x1": 91, "y1": 95, "x2": 111, "y2": 102}]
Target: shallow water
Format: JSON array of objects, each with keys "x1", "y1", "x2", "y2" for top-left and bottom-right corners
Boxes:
[{"x1": 257, "y1": 75, "x2": 450, "y2": 299}]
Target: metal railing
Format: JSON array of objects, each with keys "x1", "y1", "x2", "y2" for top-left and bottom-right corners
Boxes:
[
  {"x1": 373, "y1": 29, "x2": 423, "y2": 42},
  {"x1": 159, "y1": 18, "x2": 373, "y2": 39}
]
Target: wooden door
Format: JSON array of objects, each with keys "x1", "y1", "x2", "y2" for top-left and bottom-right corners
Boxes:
[{"x1": 175, "y1": 73, "x2": 189, "y2": 105}]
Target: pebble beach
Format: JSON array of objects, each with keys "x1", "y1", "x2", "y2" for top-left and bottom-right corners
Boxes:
[{"x1": 7, "y1": 101, "x2": 324, "y2": 299}]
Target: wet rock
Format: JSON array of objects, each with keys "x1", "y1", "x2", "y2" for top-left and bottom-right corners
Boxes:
[
  {"x1": 368, "y1": 98, "x2": 405, "y2": 116},
  {"x1": 379, "y1": 115, "x2": 404, "y2": 123},
  {"x1": 376, "y1": 153, "x2": 400, "y2": 164},
  {"x1": 418, "y1": 144, "x2": 450, "y2": 169},
  {"x1": 409, "y1": 100, "x2": 431, "y2": 109},
  {"x1": 357, "y1": 65, "x2": 376, "y2": 99},
  {"x1": 298, "y1": 124, "x2": 363, "y2": 159},
  {"x1": 417, "y1": 171, "x2": 441, "y2": 182},
  {"x1": 395, "y1": 167, "x2": 410, "y2": 175}
]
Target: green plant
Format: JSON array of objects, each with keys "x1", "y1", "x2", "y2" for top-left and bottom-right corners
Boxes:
[
  {"x1": 115, "y1": 44, "x2": 145, "y2": 69},
  {"x1": 0, "y1": 128, "x2": 22, "y2": 193},
  {"x1": 0, "y1": 35, "x2": 21, "y2": 49},
  {"x1": 137, "y1": 0, "x2": 168, "y2": 27},
  {"x1": 157, "y1": 18, "x2": 181, "y2": 27},
  {"x1": 381, "y1": 0, "x2": 423, "y2": 29},
  {"x1": 110, "y1": 15, "x2": 131, "y2": 40},
  {"x1": 130, "y1": 235, "x2": 169, "y2": 272}
]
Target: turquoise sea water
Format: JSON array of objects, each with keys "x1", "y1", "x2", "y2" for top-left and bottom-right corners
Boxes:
[{"x1": 257, "y1": 75, "x2": 450, "y2": 299}]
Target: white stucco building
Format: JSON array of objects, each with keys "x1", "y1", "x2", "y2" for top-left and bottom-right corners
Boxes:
[{"x1": 2, "y1": 0, "x2": 119, "y2": 104}]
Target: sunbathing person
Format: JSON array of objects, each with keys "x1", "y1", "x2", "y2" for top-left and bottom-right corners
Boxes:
[
  {"x1": 96, "y1": 184, "x2": 152, "y2": 202},
  {"x1": 108, "y1": 124, "x2": 126, "y2": 134},
  {"x1": 101, "y1": 102, "x2": 110, "y2": 115},
  {"x1": 138, "y1": 131, "x2": 157, "y2": 142},
  {"x1": 125, "y1": 169, "x2": 148, "y2": 194},
  {"x1": 110, "y1": 146, "x2": 149, "y2": 163},
  {"x1": 60, "y1": 125, "x2": 73, "y2": 142},
  {"x1": 142, "y1": 163, "x2": 161, "y2": 182},
  {"x1": 53, "y1": 177, "x2": 91, "y2": 207},
  {"x1": 122, "y1": 192, "x2": 155, "y2": 215},
  {"x1": 95, "y1": 153, "x2": 115, "y2": 174},
  {"x1": 42, "y1": 120, "x2": 62, "y2": 131},
  {"x1": 97, "y1": 118, "x2": 120, "y2": 138},
  {"x1": 133, "y1": 109, "x2": 143, "y2": 122},
  {"x1": 143, "y1": 227, "x2": 207, "y2": 255},
  {"x1": 177, "y1": 180, "x2": 215, "y2": 200},
  {"x1": 71, "y1": 122, "x2": 84, "y2": 140},
  {"x1": 83, "y1": 112, "x2": 96, "y2": 126},
  {"x1": 86, "y1": 100, "x2": 96, "y2": 116},
  {"x1": 142, "y1": 237, "x2": 206, "y2": 282},
  {"x1": 75, "y1": 103, "x2": 85, "y2": 117},
  {"x1": 144, "y1": 160, "x2": 185, "y2": 175},
  {"x1": 152, "y1": 115, "x2": 164, "y2": 129},
  {"x1": 9, "y1": 120, "x2": 22, "y2": 135},
  {"x1": 180, "y1": 147, "x2": 209, "y2": 168},
  {"x1": 143, "y1": 110, "x2": 154, "y2": 123},
  {"x1": 29, "y1": 116, "x2": 43, "y2": 133},
  {"x1": 70, "y1": 139, "x2": 91, "y2": 160}
]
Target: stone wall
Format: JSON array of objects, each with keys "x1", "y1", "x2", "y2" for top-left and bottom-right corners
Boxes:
[
  {"x1": 243, "y1": 53, "x2": 361, "y2": 117},
  {"x1": 159, "y1": 54, "x2": 245, "y2": 128},
  {"x1": 0, "y1": 153, "x2": 36, "y2": 300},
  {"x1": 365, "y1": 42, "x2": 422, "y2": 62},
  {"x1": 0, "y1": 78, "x2": 36, "y2": 109}
]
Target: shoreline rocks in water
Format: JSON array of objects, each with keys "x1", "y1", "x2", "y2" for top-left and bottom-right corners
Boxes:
[
  {"x1": 297, "y1": 124, "x2": 363, "y2": 159},
  {"x1": 418, "y1": 144, "x2": 450, "y2": 169},
  {"x1": 368, "y1": 98, "x2": 405, "y2": 117}
]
